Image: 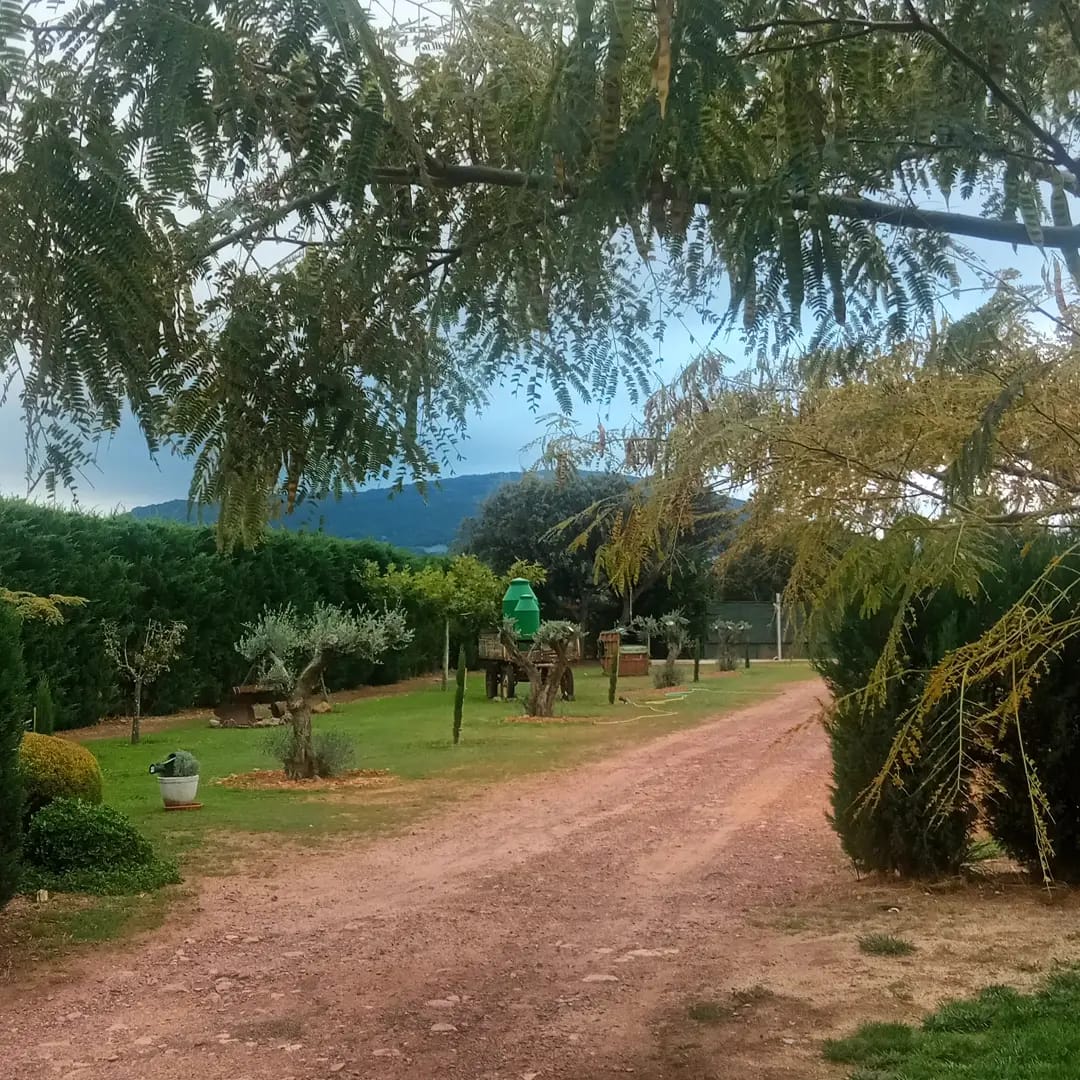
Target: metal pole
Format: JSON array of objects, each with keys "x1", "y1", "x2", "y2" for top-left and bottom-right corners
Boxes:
[{"x1": 774, "y1": 593, "x2": 783, "y2": 661}]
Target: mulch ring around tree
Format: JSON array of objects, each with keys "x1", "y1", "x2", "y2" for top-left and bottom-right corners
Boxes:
[{"x1": 213, "y1": 768, "x2": 395, "y2": 791}]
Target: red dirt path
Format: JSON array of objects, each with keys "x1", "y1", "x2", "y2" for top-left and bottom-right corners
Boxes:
[{"x1": 1, "y1": 678, "x2": 844, "y2": 1080}]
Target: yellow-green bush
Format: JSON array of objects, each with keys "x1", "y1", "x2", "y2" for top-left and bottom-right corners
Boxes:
[{"x1": 18, "y1": 732, "x2": 102, "y2": 817}]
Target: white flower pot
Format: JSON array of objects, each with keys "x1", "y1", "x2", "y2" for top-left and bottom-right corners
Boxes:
[{"x1": 158, "y1": 774, "x2": 200, "y2": 807}]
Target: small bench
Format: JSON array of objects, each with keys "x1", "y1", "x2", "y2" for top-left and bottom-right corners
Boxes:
[{"x1": 211, "y1": 684, "x2": 289, "y2": 728}]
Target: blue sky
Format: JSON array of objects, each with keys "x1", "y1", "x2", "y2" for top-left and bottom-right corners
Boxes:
[{"x1": 0, "y1": 231, "x2": 1050, "y2": 512}]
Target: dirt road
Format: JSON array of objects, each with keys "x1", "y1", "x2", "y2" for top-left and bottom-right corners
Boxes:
[{"x1": 2, "y1": 678, "x2": 845, "y2": 1080}]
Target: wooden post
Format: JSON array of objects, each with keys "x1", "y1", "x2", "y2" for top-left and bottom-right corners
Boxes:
[{"x1": 693, "y1": 637, "x2": 701, "y2": 682}]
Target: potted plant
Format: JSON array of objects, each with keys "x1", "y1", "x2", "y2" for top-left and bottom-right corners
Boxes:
[{"x1": 149, "y1": 750, "x2": 201, "y2": 809}]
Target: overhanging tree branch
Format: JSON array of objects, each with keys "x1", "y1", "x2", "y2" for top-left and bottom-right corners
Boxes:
[{"x1": 195, "y1": 173, "x2": 1080, "y2": 264}]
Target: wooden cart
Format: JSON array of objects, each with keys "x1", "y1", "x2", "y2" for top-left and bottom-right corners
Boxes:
[
  {"x1": 478, "y1": 632, "x2": 578, "y2": 701},
  {"x1": 211, "y1": 683, "x2": 289, "y2": 727}
]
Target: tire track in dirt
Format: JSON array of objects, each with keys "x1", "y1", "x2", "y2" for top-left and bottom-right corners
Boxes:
[{"x1": 0, "y1": 678, "x2": 842, "y2": 1080}]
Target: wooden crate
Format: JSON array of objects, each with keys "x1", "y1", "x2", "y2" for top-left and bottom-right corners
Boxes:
[
  {"x1": 478, "y1": 632, "x2": 510, "y2": 661},
  {"x1": 601, "y1": 645, "x2": 650, "y2": 676}
]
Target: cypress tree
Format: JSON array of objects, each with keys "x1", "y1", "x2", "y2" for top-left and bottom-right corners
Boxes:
[{"x1": 33, "y1": 677, "x2": 55, "y2": 734}]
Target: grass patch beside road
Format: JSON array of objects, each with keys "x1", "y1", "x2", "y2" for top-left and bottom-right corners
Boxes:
[{"x1": 826, "y1": 971, "x2": 1080, "y2": 1078}]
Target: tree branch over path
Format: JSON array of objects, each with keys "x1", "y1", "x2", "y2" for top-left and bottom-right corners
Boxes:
[{"x1": 195, "y1": 177, "x2": 1080, "y2": 264}]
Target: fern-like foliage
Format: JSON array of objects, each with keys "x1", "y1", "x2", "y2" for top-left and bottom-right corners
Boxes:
[{"x1": 4, "y1": 0, "x2": 1080, "y2": 541}]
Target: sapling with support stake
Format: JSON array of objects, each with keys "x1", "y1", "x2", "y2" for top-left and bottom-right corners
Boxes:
[{"x1": 103, "y1": 619, "x2": 188, "y2": 744}]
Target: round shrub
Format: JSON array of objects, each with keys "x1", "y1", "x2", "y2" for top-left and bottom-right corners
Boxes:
[
  {"x1": 19, "y1": 732, "x2": 103, "y2": 817},
  {"x1": 25, "y1": 798, "x2": 155, "y2": 875}
]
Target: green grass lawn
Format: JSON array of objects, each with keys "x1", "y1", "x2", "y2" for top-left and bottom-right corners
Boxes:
[
  {"x1": 824, "y1": 971, "x2": 1080, "y2": 1079},
  {"x1": 86, "y1": 661, "x2": 814, "y2": 868}
]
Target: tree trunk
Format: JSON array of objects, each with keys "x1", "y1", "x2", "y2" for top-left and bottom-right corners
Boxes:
[
  {"x1": 666, "y1": 643, "x2": 679, "y2": 682},
  {"x1": 693, "y1": 638, "x2": 701, "y2": 683},
  {"x1": 130, "y1": 677, "x2": 143, "y2": 745},
  {"x1": 527, "y1": 672, "x2": 560, "y2": 717},
  {"x1": 442, "y1": 617, "x2": 450, "y2": 691},
  {"x1": 285, "y1": 698, "x2": 317, "y2": 779},
  {"x1": 283, "y1": 652, "x2": 325, "y2": 779},
  {"x1": 500, "y1": 629, "x2": 571, "y2": 719},
  {"x1": 526, "y1": 643, "x2": 570, "y2": 718},
  {"x1": 607, "y1": 641, "x2": 620, "y2": 705}
]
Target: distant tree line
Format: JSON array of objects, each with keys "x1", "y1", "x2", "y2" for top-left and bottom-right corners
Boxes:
[{"x1": 456, "y1": 473, "x2": 790, "y2": 646}]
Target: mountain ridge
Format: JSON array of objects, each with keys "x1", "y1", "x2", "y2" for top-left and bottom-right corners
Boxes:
[{"x1": 130, "y1": 472, "x2": 532, "y2": 553}]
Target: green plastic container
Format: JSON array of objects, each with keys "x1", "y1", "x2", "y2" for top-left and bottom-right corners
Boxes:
[
  {"x1": 512, "y1": 594, "x2": 540, "y2": 640},
  {"x1": 503, "y1": 578, "x2": 540, "y2": 639}
]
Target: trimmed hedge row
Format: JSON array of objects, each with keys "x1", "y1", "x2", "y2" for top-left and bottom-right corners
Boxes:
[{"x1": 0, "y1": 499, "x2": 444, "y2": 728}]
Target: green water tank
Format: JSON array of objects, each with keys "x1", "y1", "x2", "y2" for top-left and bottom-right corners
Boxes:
[
  {"x1": 503, "y1": 578, "x2": 540, "y2": 639},
  {"x1": 513, "y1": 594, "x2": 541, "y2": 640}
]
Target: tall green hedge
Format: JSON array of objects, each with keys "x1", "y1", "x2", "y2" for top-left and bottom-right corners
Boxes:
[
  {"x1": 0, "y1": 500, "x2": 444, "y2": 728},
  {"x1": 0, "y1": 604, "x2": 28, "y2": 908}
]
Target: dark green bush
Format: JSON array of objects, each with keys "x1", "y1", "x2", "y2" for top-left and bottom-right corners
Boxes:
[
  {"x1": 825, "y1": 696, "x2": 974, "y2": 876},
  {"x1": 26, "y1": 798, "x2": 155, "y2": 872},
  {"x1": 814, "y1": 582, "x2": 977, "y2": 876},
  {"x1": 0, "y1": 499, "x2": 445, "y2": 727},
  {"x1": 987, "y1": 661, "x2": 1080, "y2": 879},
  {"x1": 24, "y1": 798, "x2": 179, "y2": 894},
  {"x1": 815, "y1": 531, "x2": 1080, "y2": 880},
  {"x1": 976, "y1": 538, "x2": 1080, "y2": 879},
  {"x1": 0, "y1": 605, "x2": 28, "y2": 909}
]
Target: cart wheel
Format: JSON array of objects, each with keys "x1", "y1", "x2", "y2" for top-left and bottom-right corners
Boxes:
[
  {"x1": 561, "y1": 668, "x2": 575, "y2": 702},
  {"x1": 485, "y1": 665, "x2": 498, "y2": 700}
]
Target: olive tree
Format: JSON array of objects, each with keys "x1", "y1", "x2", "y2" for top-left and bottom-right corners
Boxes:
[
  {"x1": 498, "y1": 619, "x2": 578, "y2": 718},
  {"x1": 633, "y1": 610, "x2": 690, "y2": 687},
  {"x1": 237, "y1": 603, "x2": 412, "y2": 779},
  {"x1": 714, "y1": 621, "x2": 751, "y2": 671}
]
